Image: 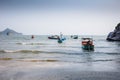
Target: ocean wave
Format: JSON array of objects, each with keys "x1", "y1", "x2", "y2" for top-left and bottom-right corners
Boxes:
[
  {"x1": 0, "y1": 49, "x2": 83, "y2": 55},
  {"x1": 1, "y1": 49, "x2": 119, "y2": 56},
  {"x1": 19, "y1": 59, "x2": 59, "y2": 62},
  {"x1": 95, "y1": 46, "x2": 116, "y2": 48},
  {"x1": 93, "y1": 52, "x2": 120, "y2": 55},
  {"x1": 16, "y1": 42, "x2": 47, "y2": 45},
  {"x1": 105, "y1": 53, "x2": 120, "y2": 55},
  {"x1": 0, "y1": 50, "x2": 67, "y2": 54},
  {"x1": 0, "y1": 50, "x2": 44, "y2": 53},
  {"x1": 0, "y1": 57, "x2": 13, "y2": 60},
  {"x1": 74, "y1": 59, "x2": 114, "y2": 63},
  {"x1": 92, "y1": 59, "x2": 113, "y2": 62}
]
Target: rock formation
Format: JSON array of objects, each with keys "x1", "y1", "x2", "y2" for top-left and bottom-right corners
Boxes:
[
  {"x1": 106, "y1": 23, "x2": 120, "y2": 41},
  {"x1": 0, "y1": 28, "x2": 22, "y2": 36}
]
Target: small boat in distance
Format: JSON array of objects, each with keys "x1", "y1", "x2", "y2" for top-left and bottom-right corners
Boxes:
[
  {"x1": 57, "y1": 32, "x2": 66, "y2": 43},
  {"x1": 81, "y1": 38, "x2": 94, "y2": 51},
  {"x1": 48, "y1": 33, "x2": 66, "y2": 43},
  {"x1": 48, "y1": 35, "x2": 59, "y2": 39},
  {"x1": 71, "y1": 35, "x2": 78, "y2": 39},
  {"x1": 31, "y1": 35, "x2": 34, "y2": 39}
]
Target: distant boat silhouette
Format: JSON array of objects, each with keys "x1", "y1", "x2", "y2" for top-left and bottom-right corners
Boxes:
[
  {"x1": 71, "y1": 35, "x2": 78, "y2": 39},
  {"x1": 31, "y1": 35, "x2": 34, "y2": 39},
  {"x1": 48, "y1": 35, "x2": 59, "y2": 39}
]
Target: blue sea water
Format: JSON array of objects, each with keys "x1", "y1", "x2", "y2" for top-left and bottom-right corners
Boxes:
[{"x1": 0, "y1": 35, "x2": 120, "y2": 63}]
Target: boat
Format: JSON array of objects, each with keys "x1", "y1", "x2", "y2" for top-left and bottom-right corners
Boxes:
[
  {"x1": 58, "y1": 39, "x2": 63, "y2": 43},
  {"x1": 81, "y1": 38, "x2": 94, "y2": 50},
  {"x1": 48, "y1": 35, "x2": 59, "y2": 39},
  {"x1": 31, "y1": 35, "x2": 34, "y2": 39},
  {"x1": 71, "y1": 35, "x2": 78, "y2": 39},
  {"x1": 57, "y1": 32, "x2": 66, "y2": 43}
]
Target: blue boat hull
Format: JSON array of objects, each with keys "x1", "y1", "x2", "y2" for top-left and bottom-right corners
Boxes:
[{"x1": 82, "y1": 45, "x2": 94, "y2": 50}]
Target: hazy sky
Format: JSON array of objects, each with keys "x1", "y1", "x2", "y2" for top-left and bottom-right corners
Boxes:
[{"x1": 0, "y1": 0, "x2": 120, "y2": 35}]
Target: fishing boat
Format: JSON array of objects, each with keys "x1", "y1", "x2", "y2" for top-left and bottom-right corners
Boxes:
[
  {"x1": 48, "y1": 35, "x2": 59, "y2": 39},
  {"x1": 58, "y1": 38, "x2": 63, "y2": 43},
  {"x1": 71, "y1": 35, "x2": 78, "y2": 39},
  {"x1": 57, "y1": 37, "x2": 66, "y2": 43},
  {"x1": 81, "y1": 38, "x2": 94, "y2": 50},
  {"x1": 57, "y1": 32, "x2": 66, "y2": 43}
]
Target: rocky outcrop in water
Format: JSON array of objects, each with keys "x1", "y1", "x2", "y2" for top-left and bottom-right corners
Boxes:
[
  {"x1": 0, "y1": 28, "x2": 22, "y2": 36},
  {"x1": 107, "y1": 23, "x2": 120, "y2": 41}
]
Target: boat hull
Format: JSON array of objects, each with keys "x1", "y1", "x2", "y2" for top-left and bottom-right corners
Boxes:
[
  {"x1": 48, "y1": 37, "x2": 58, "y2": 39},
  {"x1": 82, "y1": 45, "x2": 94, "y2": 50},
  {"x1": 58, "y1": 39, "x2": 62, "y2": 43}
]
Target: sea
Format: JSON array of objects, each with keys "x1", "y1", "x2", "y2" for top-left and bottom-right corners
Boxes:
[
  {"x1": 0, "y1": 35, "x2": 120, "y2": 63},
  {"x1": 0, "y1": 35, "x2": 120, "y2": 64},
  {"x1": 1, "y1": 35, "x2": 120, "y2": 80}
]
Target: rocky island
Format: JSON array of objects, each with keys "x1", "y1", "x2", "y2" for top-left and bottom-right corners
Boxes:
[
  {"x1": 107, "y1": 23, "x2": 120, "y2": 41},
  {"x1": 0, "y1": 28, "x2": 22, "y2": 36}
]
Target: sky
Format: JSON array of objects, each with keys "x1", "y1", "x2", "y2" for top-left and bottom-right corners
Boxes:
[{"x1": 0, "y1": 0, "x2": 120, "y2": 35}]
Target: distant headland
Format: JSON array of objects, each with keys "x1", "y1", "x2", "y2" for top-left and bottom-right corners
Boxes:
[{"x1": 0, "y1": 28, "x2": 22, "y2": 36}]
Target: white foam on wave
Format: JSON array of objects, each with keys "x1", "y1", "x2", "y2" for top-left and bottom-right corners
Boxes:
[
  {"x1": 0, "y1": 50, "x2": 43, "y2": 53},
  {"x1": 16, "y1": 42, "x2": 47, "y2": 45}
]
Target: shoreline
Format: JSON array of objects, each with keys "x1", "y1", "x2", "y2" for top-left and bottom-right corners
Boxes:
[{"x1": 0, "y1": 60, "x2": 120, "y2": 80}]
